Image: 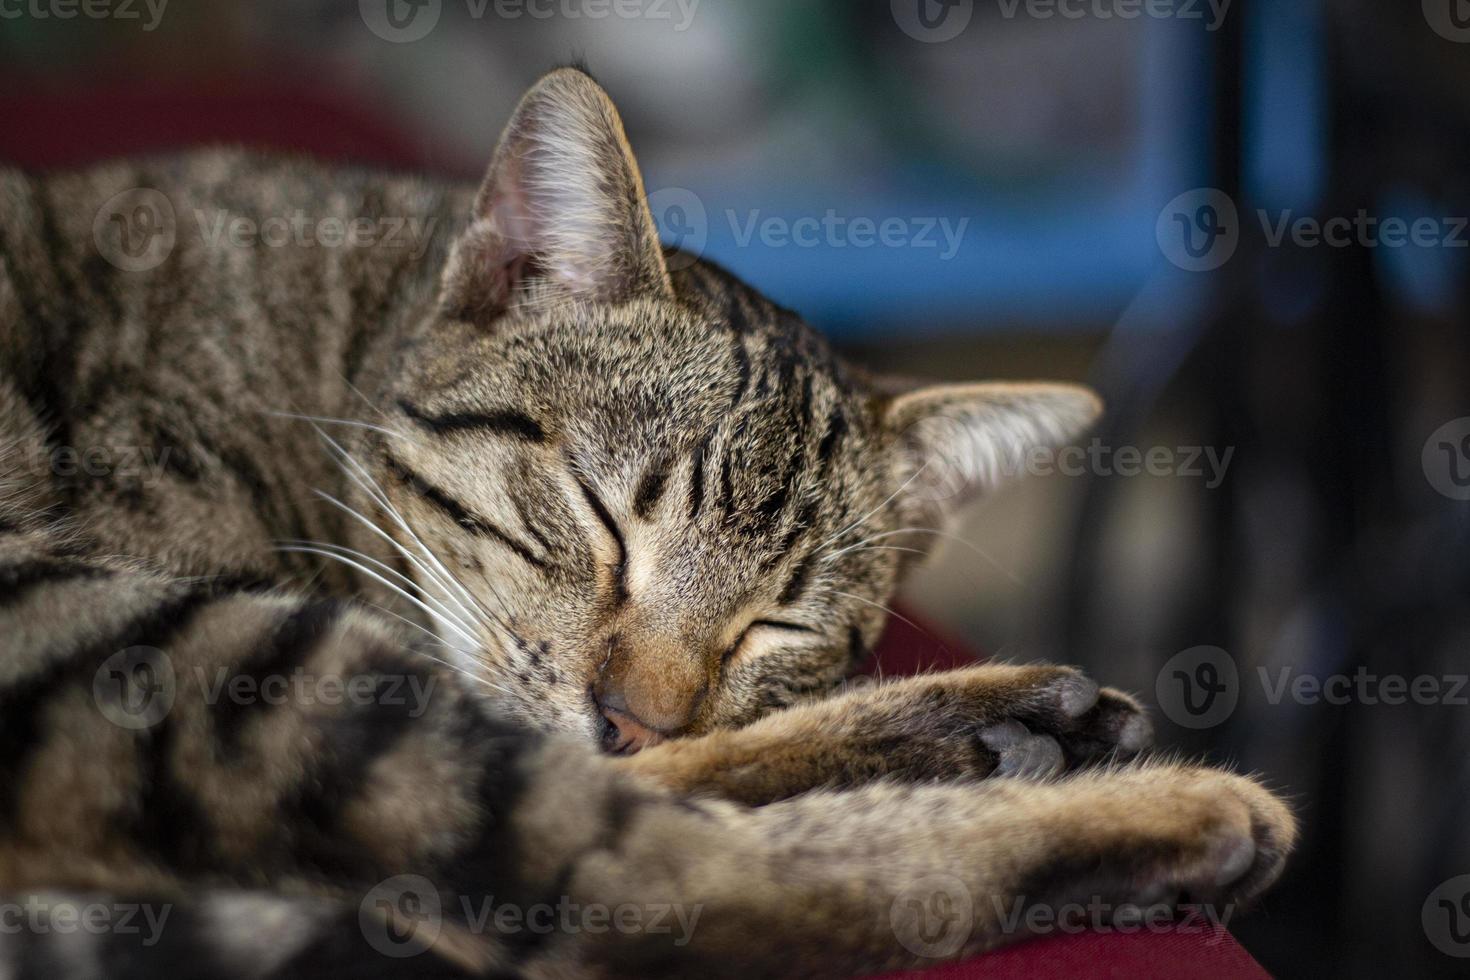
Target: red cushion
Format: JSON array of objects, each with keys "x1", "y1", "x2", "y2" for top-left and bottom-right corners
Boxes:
[
  {"x1": 874, "y1": 928, "x2": 1269, "y2": 980},
  {"x1": 0, "y1": 78, "x2": 1270, "y2": 980}
]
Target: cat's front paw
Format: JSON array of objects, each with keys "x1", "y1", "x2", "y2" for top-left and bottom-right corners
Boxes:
[
  {"x1": 899, "y1": 664, "x2": 1153, "y2": 781},
  {"x1": 1102, "y1": 766, "x2": 1297, "y2": 915}
]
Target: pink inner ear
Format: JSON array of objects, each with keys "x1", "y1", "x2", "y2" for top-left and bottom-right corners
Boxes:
[
  {"x1": 486, "y1": 168, "x2": 537, "y2": 252},
  {"x1": 483, "y1": 178, "x2": 541, "y2": 300}
]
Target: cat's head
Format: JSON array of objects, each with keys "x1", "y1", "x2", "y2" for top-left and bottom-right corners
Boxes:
[{"x1": 380, "y1": 68, "x2": 1100, "y2": 750}]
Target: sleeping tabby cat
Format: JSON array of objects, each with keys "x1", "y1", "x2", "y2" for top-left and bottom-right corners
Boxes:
[{"x1": 0, "y1": 67, "x2": 1294, "y2": 978}]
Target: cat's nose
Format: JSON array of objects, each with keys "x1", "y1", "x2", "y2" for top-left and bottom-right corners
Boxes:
[
  {"x1": 595, "y1": 691, "x2": 665, "y2": 755},
  {"x1": 592, "y1": 633, "x2": 708, "y2": 754}
]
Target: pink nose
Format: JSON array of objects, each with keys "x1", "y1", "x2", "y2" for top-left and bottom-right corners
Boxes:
[{"x1": 598, "y1": 702, "x2": 665, "y2": 755}]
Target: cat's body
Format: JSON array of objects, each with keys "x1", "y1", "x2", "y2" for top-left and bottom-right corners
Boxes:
[{"x1": 0, "y1": 69, "x2": 1295, "y2": 978}]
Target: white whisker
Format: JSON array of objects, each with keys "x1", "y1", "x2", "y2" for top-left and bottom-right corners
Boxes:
[
  {"x1": 264, "y1": 410, "x2": 410, "y2": 441},
  {"x1": 816, "y1": 458, "x2": 933, "y2": 553},
  {"x1": 305, "y1": 417, "x2": 528, "y2": 641},
  {"x1": 833, "y1": 590, "x2": 943, "y2": 650},
  {"x1": 274, "y1": 538, "x2": 478, "y2": 640},
  {"x1": 822, "y1": 527, "x2": 1021, "y2": 585},
  {"x1": 307, "y1": 426, "x2": 507, "y2": 633},
  {"x1": 304, "y1": 490, "x2": 482, "y2": 630},
  {"x1": 821, "y1": 544, "x2": 926, "y2": 562},
  {"x1": 277, "y1": 543, "x2": 481, "y2": 650},
  {"x1": 360, "y1": 602, "x2": 519, "y2": 699}
]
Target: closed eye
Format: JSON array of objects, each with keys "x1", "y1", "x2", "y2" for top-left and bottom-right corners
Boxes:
[
  {"x1": 750, "y1": 619, "x2": 817, "y2": 634},
  {"x1": 724, "y1": 619, "x2": 818, "y2": 664},
  {"x1": 573, "y1": 475, "x2": 629, "y2": 604}
]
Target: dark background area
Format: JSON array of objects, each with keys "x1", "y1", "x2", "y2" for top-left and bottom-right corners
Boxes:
[{"x1": 3, "y1": 1, "x2": 1469, "y2": 976}]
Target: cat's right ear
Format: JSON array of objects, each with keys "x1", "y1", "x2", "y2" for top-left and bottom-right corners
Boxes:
[
  {"x1": 878, "y1": 380, "x2": 1103, "y2": 518},
  {"x1": 439, "y1": 67, "x2": 674, "y2": 322}
]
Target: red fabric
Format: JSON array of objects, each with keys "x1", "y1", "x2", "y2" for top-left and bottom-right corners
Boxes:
[
  {"x1": 0, "y1": 78, "x2": 1270, "y2": 980},
  {"x1": 874, "y1": 929, "x2": 1269, "y2": 980},
  {"x1": 0, "y1": 75, "x2": 443, "y2": 173}
]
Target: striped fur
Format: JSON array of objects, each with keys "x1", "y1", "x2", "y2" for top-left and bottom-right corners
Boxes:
[{"x1": 0, "y1": 68, "x2": 1296, "y2": 977}]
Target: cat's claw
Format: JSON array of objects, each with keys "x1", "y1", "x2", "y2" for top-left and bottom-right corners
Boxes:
[{"x1": 980, "y1": 720, "x2": 1065, "y2": 779}]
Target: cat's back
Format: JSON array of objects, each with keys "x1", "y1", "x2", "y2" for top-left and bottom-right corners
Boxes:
[{"x1": 0, "y1": 148, "x2": 468, "y2": 436}]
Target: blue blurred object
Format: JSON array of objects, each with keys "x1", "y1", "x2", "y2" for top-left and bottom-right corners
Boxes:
[{"x1": 645, "y1": 18, "x2": 1222, "y2": 337}]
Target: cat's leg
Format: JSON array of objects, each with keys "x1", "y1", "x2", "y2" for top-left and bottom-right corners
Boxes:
[
  {"x1": 503, "y1": 749, "x2": 1294, "y2": 978},
  {"x1": 618, "y1": 663, "x2": 1152, "y2": 804}
]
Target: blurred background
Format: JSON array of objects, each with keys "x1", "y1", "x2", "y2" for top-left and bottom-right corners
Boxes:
[{"x1": 3, "y1": 0, "x2": 1468, "y2": 975}]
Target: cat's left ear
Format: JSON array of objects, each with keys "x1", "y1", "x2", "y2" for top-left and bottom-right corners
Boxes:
[
  {"x1": 880, "y1": 381, "x2": 1103, "y2": 515},
  {"x1": 440, "y1": 67, "x2": 673, "y2": 321}
]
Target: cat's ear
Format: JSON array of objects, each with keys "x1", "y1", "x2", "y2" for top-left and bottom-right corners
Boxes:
[
  {"x1": 440, "y1": 67, "x2": 673, "y2": 320},
  {"x1": 879, "y1": 381, "x2": 1102, "y2": 515}
]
